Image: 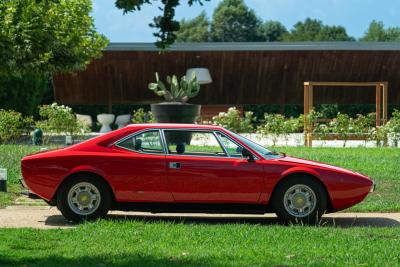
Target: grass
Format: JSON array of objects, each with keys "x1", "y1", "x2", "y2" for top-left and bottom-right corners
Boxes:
[
  {"x1": 278, "y1": 147, "x2": 400, "y2": 212},
  {"x1": 0, "y1": 145, "x2": 399, "y2": 211},
  {"x1": 0, "y1": 145, "x2": 54, "y2": 207},
  {"x1": 0, "y1": 219, "x2": 399, "y2": 266},
  {"x1": 0, "y1": 145, "x2": 400, "y2": 266}
]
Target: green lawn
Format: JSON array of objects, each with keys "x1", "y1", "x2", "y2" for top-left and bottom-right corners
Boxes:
[
  {"x1": 0, "y1": 219, "x2": 399, "y2": 266},
  {"x1": 0, "y1": 145, "x2": 399, "y2": 211},
  {"x1": 1, "y1": 145, "x2": 400, "y2": 267}
]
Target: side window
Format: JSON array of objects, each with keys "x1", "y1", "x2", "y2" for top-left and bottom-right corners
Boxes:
[
  {"x1": 216, "y1": 132, "x2": 244, "y2": 158},
  {"x1": 117, "y1": 130, "x2": 164, "y2": 154},
  {"x1": 164, "y1": 130, "x2": 226, "y2": 157}
]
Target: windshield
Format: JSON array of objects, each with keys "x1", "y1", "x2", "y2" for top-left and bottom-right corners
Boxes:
[{"x1": 227, "y1": 130, "x2": 283, "y2": 159}]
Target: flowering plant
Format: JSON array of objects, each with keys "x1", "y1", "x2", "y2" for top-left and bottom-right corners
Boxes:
[
  {"x1": 36, "y1": 103, "x2": 87, "y2": 139},
  {"x1": 211, "y1": 107, "x2": 255, "y2": 133}
]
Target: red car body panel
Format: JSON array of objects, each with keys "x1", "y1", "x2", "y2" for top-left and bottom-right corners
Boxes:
[{"x1": 21, "y1": 124, "x2": 374, "y2": 212}]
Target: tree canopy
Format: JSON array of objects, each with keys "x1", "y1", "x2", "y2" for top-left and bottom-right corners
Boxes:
[
  {"x1": 176, "y1": 11, "x2": 210, "y2": 42},
  {"x1": 284, "y1": 18, "x2": 354, "y2": 41},
  {"x1": 0, "y1": 0, "x2": 108, "y2": 76},
  {"x1": 210, "y1": 0, "x2": 263, "y2": 42},
  {"x1": 115, "y1": 0, "x2": 209, "y2": 49},
  {"x1": 361, "y1": 20, "x2": 400, "y2": 41},
  {"x1": 259, "y1": 20, "x2": 288, "y2": 42}
]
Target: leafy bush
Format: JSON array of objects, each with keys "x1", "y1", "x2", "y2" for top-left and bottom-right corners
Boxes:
[
  {"x1": 36, "y1": 103, "x2": 87, "y2": 139},
  {"x1": 386, "y1": 109, "x2": 400, "y2": 147},
  {"x1": 329, "y1": 113, "x2": 355, "y2": 147},
  {"x1": 211, "y1": 107, "x2": 255, "y2": 133},
  {"x1": 305, "y1": 109, "x2": 323, "y2": 133},
  {"x1": 0, "y1": 109, "x2": 33, "y2": 143},
  {"x1": 257, "y1": 114, "x2": 301, "y2": 146},
  {"x1": 131, "y1": 108, "x2": 156, "y2": 124},
  {"x1": 0, "y1": 74, "x2": 49, "y2": 117}
]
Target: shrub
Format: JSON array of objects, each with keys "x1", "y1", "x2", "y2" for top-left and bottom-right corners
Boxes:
[
  {"x1": 211, "y1": 107, "x2": 255, "y2": 133},
  {"x1": 306, "y1": 109, "x2": 323, "y2": 132},
  {"x1": 369, "y1": 126, "x2": 389, "y2": 147},
  {"x1": 386, "y1": 109, "x2": 400, "y2": 147},
  {"x1": 329, "y1": 113, "x2": 355, "y2": 147},
  {"x1": 0, "y1": 74, "x2": 49, "y2": 117},
  {"x1": 0, "y1": 109, "x2": 33, "y2": 143},
  {"x1": 36, "y1": 103, "x2": 87, "y2": 140},
  {"x1": 257, "y1": 114, "x2": 286, "y2": 146},
  {"x1": 352, "y1": 114, "x2": 375, "y2": 145},
  {"x1": 131, "y1": 108, "x2": 156, "y2": 124}
]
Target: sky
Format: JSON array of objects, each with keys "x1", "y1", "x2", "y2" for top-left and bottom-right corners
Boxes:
[{"x1": 92, "y1": 0, "x2": 400, "y2": 42}]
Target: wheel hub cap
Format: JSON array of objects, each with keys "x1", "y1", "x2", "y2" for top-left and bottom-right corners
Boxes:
[
  {"x1": 283, "y1": 184, "x2": 317, "y2": 218},
  {"x1": 67, "y1": 182, "x2": 101, "y2": 216}
]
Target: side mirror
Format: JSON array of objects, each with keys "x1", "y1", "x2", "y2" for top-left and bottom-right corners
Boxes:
[{"x1": 242, "y1": 148, "x2": 255, "y2": 162}]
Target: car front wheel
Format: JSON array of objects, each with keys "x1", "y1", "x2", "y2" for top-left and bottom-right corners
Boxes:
[
  {"x1": 272, "y1": 175, "x2": 327, "y2": 224},
  {"x1": 57, "y1": 175, "x2": 112, "y2": 222}
]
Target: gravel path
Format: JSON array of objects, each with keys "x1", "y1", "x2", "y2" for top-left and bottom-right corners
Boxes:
[{"x1": 0, "y1": 206, "x2": 399, "y2": 229}]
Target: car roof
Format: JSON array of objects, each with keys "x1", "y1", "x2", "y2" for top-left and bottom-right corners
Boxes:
[{"x1": 125, "y1": 123, "x2": 224, "y2": 130}]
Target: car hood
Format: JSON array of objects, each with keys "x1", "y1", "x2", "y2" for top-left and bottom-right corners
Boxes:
[{"x1": 275, "y1": 156, "x2": 363, "y2": 176}]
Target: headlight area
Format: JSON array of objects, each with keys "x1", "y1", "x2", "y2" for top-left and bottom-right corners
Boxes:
[{"x1": 370, "y1": 181, "x2": 376, "y2": 193}]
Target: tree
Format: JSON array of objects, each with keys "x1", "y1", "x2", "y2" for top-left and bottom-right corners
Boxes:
[
  {"x1": 0, "y1": 0, "x2": 107, "y2": 116},
  {"x1": 0, "y1": 74, "x2": 49, "y2": 116},
  {"x1": 0, "y1": 0, "x2": 108, "y2": 76},
  {"x1": 284, "y1": 18, "x2": 354, "y2": 41},
  {"x1": 259, "y1": 20, "x2": 287, "y2": 42},
  {"x1": 210, "y1": 0, "x2": 263, "y2": 42},
  {"x1": 361, "y1": 20, "x2": 400, "y2": 41},
  {"x1": 116, "y1": 0, "x2": 209, "y2": 49},
  {"x1": 176, "y1": 11, "x2": 210, "y2": 42},
  {"x1": 317, "y1": 26, "x2": 355, "y2": 41}
]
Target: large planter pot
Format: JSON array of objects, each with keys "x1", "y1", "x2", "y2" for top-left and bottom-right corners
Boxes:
[
  {"x1": 151, "y1": 103, "x2": 201, "y2": 144},
  {"x1": 151, "y1": 103, "x2": 201, "y2": 123}
]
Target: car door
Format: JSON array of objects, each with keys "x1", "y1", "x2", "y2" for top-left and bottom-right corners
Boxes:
[
  {"x1": 163, "y1": 129, "x2": 265, "y2": 203},
  {"x1": 111, "y1": 129, "x2": 173, "y2": 202}
]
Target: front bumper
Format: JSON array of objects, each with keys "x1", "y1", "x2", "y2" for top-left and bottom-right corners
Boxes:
[{"x1": 370, "y1": 181, "x2": 376, "y2": 193}]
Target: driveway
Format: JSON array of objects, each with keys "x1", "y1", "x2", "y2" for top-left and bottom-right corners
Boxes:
[{"x1": 1, "y1": 206, "x2": 400, "y2": 229}]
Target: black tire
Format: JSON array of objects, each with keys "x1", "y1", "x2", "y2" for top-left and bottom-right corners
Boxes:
[
  {"x1": 271, "y1": 175, "x2": 327, "y2": 225},
  {"x1": 56, "y1": 174, "x2": 112, "y2": 222}
]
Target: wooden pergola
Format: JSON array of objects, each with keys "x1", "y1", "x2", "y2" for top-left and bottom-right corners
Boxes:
[{"x1": 304, "y1": 81, "x2": 388, "y2": 147}]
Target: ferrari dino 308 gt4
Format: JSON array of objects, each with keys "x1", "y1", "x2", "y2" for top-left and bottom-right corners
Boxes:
[{"x1": 21, "y1": 124, "x2": 374, "y2": 223}]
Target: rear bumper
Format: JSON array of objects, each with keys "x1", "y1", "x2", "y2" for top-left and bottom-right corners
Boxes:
[{"x1": 19, "y1": 176, "x2": 40, "y2": 199}]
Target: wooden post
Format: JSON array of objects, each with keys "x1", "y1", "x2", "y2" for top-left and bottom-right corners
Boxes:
[
  {"x1": 308, "y1": 85, "x2": 313, "y2": 147},
  {"x1": 382, "y1": 82, "x2": 388, "y2": 124},
  {"x1": 304, "y1": 83, "x2": 310, "y2": 147},
  {"x1": 376, "y1": 84, "x2": 382, "y2": 126}
]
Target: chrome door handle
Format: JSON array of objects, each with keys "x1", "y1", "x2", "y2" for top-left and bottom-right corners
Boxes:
[{"x1": 169, "y1": 162, "x2": 181, "y2": 169}]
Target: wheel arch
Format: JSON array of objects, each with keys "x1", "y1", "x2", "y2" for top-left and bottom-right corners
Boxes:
[
  {"x1": 269, "y1": 171, "x2": 333, "y2": 212},
  {"x1": 52, "y1": 171, "x2": 116, "y2": 206}
]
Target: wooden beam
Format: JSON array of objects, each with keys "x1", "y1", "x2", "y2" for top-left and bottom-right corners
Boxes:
[
  {"x1": 308, "y1": 85, "x2": 313, "y2": 147},
  {"x1": 376, "y1": 84, "x2": 382, "y2": 126},
  {"x1": 303, "y1": 81, "x2": 389, "y2": 146},
  {"x1": 382, "y1": 82, "x2": 388, "y2": 124},
  {"x1": 305, "y1": 81, "x2": 387, "y2": 87},
  {"x1": 304, "y1": 84, "x2": 310, "y2": 147}
]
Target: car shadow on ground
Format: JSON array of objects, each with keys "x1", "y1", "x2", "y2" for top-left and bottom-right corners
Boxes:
[{"x1": 45, "y1": 213, "x2": 400, "y2": 228}]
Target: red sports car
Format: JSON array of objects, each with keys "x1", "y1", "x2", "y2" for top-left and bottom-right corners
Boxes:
[{"x1": 21, "y1": 124, "x2": 374, "y2": 223}]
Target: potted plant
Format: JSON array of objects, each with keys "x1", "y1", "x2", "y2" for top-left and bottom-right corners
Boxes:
[{"x1": 148, "y1": 72, "x2": 201, "y2": 124}]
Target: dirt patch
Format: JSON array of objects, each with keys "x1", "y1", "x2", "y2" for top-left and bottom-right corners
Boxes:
[{"x1": 0, "y1": 206, "x2": 399, "y2": 229}]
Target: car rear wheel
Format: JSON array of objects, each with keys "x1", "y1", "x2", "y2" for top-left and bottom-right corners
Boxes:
[
  {"x1": 57, "y1": 175, "x2": 112, "y2": 222},
  {"x1": 271, "y1": 175, "x2": 327, "y2": 224}
]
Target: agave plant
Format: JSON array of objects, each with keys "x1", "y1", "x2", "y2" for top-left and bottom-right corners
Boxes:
[{"x1": 148, "y1": 72, "x2": 200, "y2": 103}]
